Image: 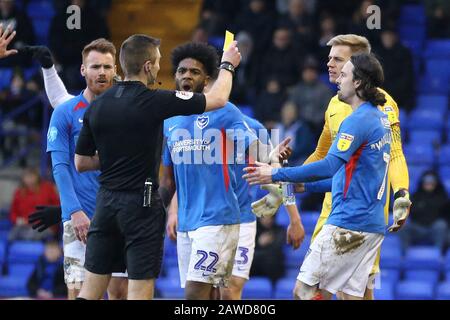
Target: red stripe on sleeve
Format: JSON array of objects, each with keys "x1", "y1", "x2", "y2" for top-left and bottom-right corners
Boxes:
[{"x1": 343, "y1": 143, "x2": 366, "y2": 198}]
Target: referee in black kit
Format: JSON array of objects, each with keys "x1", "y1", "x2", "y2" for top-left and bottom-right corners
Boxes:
[{"x1": 73, "y1": 34, "x2": 241, "y2": 300}]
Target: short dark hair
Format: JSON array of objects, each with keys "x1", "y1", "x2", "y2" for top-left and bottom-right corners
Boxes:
[
  {"x1": 350, "y1": 53, "x2": 386, "y2": 106},
  {"x1": 119, "y1": 34, "x2": 161, "y2": 76},
  {"x1": 82, "y1": 38, "x2": 116, "y2": 62},
  {"x1": 171, "y1": 42, "x2": 219, "y2": 78}
]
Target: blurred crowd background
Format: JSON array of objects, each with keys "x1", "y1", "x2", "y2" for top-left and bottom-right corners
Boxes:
[{"x1": 0, "y1": 0, "x2": 450, "y2": 299}]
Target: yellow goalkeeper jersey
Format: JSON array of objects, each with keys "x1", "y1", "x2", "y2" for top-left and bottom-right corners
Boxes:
[{"x1": 305, "y1": 88, "x2": 410, "y2": 241}]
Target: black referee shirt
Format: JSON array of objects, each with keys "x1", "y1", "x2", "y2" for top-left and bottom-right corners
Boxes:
[{"x1": 75, "y1": 81, "x2": 206, "y2": 191}]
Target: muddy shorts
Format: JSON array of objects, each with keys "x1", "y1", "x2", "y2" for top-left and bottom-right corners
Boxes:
[
  {"x1": 63, "y1": 221, "x2": 86, "y2": 288},
  {"x1": 297, "y1": 224, "x2": 384, "y2": 298}
]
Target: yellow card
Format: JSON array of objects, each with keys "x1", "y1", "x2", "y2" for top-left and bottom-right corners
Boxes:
[{"x1": 223, "y1": 30, "x2": 234, "y2": 51}]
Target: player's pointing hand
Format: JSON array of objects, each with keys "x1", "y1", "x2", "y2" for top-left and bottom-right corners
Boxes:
[{"x1": 243, "y1": 161, "x2": 274, "y2": 185}]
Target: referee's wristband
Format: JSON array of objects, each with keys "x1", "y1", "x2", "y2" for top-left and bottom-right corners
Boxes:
[{"x1": 219, "y1": 61, "x2": 235, "y2": 75}]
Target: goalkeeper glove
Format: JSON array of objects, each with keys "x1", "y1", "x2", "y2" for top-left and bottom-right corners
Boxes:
[
  {"x1": 21, "y1": 45, "x2": 54, "y2": 69},
  {"x1": 28, "y1": 205, "x2": 62, "y2": 232},
  {"x1": 388, "y1": 189, "x2": 411, "y2": 232},
  {"x1": 251, "y1": 184, "x2": 283, "y2": 218}
]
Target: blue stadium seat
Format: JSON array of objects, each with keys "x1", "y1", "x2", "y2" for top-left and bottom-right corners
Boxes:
[
  {"x1": 208, "y1": 36, "x2": 224, "y2": 51},
  {"x1": 0, "y1": 231, "x2": 8, "y2": 242},
  {"x1": 275, "y1": 206, "x2": 290, "y2": 227},
  {"x1": 408, "y1": 130, "x2": 441, "y2": 145},
  {"x1": 418, "y1": 73, "x2": 449, "y2": 95},
  {"x1": 0, "y1": 219, "x2": 12, "y2": 231},
  {"x1": 242, "y1": 276, "x2": 272, "y2": 299},
  {"x1": 156, "y1": 277, "x2": 184, "y2": 299},
  {"x1": 439, "y1": 167, "x2": 450, "y2": 196},
  {"x1": 284, "y1": 236, "x2": 310, "y2": 269},
  {"x1": 445, "y1": 249, "x2": 450, "y2": 271},
  {"x1": 8, "y1": 241, "x2": 44, "y2": 264},
  {"x1": 380, "y1": 243, "x2": 402, "y2": 269},
  {"x1": 396, "y1": 281, "x2": 435, "y2": 300},
  {"x1": 379, "y1": 269, "x2": 401, "y2": 283},
  {"x1": 408, "y1": 110, "x2": 444, "y2": 131},
  {"x1": 0, "y1": 276, "x2": 29, "y2": 297},
  {"x1": 374, "y1": 280, "x2": 394, "y2": 300},
  {"x1": 8, "y1": 263, "x2": 35, "y2": 278},
  {"x1": 401, "y1": 39, "x2": 423, "y2": 59},
  {"x1": 398, "y1": 25, "x2": 426, "y2": 43},
  {"x1": 284, "y1": 267, "x2": 300, "y2": 279},
  {"x1": 300, "y1": 211, "x2": 319, "y2": 235},
  {"x1": 0, "y1": 241, "x2": 6, "y2": 264},
  {"x1": 439, "y1": 145, "x2": 450, "y2": 166},
  {"x1": 403, "y1": 246, "x2": 442, "y2": 271},
  {"x1": 403, "y1": 144, "x2": 434, "y2": 166},
  {"x1": 399, "y1": 5, "x2": 426, "y2": 25},
  {"x1": 426, "y1": 59, "x2": 450, "y2": 79},
  {"x1": 424, "y1": 40, "x2": 450, "y2": 59},
  {"x1": 404, "y1": 270, "x2": 441, "y2": 285},
  {"x1": 274, "y1": 278, "x2": 294, "y2": 299},
  {"x1": 0, "y1": 68, "x2": 13, "y2": 90},
  {"x1": 26, "y1": 0, "x2": 55, "y2": 19},
  {"x1": 415, "y1": 94, "x2": 448, "y2": 113},
  {"x1": 409, "y1": 165, "x2": 430, "y2": 194},
  {"x1": 436, "y1": 282, "x2": 450, "y2": 300}
]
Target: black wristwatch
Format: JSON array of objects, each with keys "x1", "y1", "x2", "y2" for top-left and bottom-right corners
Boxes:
[{"x1": 220, "y1": 61, "x2": 235, "y2": 75}]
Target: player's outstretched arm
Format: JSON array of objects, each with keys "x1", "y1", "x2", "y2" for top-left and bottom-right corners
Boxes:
[{"x1": 0, "y1": 23, "x2": 17, "y2": 59}]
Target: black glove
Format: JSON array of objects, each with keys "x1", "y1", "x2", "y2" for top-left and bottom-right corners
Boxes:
[
  {"x1": 28, "y1": 205, "x2": 62, "y2": 232},
  {"x1": 21, "y1": 45, "x2": 54, "y2": 69}
]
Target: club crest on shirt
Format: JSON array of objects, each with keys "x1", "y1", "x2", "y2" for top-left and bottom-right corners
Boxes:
[
  {"x1": 175, "y1": 90, "x2": 194, "y2": 100},
  {"x1": 337, "y1": 133, "x2": 354, "y2": 151},
  {"x1": 196, "y1": 115, "x2": 209, "y2": 129}
]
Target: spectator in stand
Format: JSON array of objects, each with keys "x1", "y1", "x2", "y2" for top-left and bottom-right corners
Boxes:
[
  {"x1": 260, "y1": 26, "x2": 301, "y2": 90},
  {"x1": 277, "y1": 0, "x2": 314, "y2": 55},
  {"x1": 251, "y1": 216, "x2": 286, "y2": 283},
  {"x1": 287, "y1": 56, "x2": 333, "y2": 136},
  {"x1": 191, "y1": 25, "x2": 209, "y2": 44},
  {"x1": 274, "y1": 101, "x2": 315, "y2": 165},
  {"x1": 376, "y1": 23, "x2": 415, "y2": 111},
  {"x1": 254, "y1": 77, "x2": 286, "y2": 127},
  {"x1": 347, "y1": 0, "x2": 380, "y2": 49},
  {"x1": 27, "y1": 238, "x2": 66, "y2": 299},
  {"x1": 232, "y1": 0, "x2": 275, "y2": 60},
  {"x1": 49, "y1": 0, "x2": 110, "y2": 90},
  {"x1": 230, "y1": 31, "x2": 258, "y2": 105},
  {"x1": 399, "y1": 171, "x2": 448, "y2": 253},
  {"x1": 425, "y1": 0, "x2": 450, "y2": 38},
  {"x1": 0, "y1": 0, "x2": 35, "y2": 67},
  {"x1": 9, "y1": 167, "x2": 60, "y2": 241},
  {"x1": 315, "y1": 13, "x2": 338, "y2": 71},
  {"x1": 199, "y1": 0, "x2": 239, "y2": 37}
]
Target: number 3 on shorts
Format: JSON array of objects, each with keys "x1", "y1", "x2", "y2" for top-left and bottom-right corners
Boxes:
[{"x1": 194, "y1": 250, "x2": 219, "y2": 273}]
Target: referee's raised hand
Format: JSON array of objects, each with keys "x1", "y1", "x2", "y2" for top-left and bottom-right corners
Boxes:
[
  {"x1": 221, "y1": 40, "x2": 241, "y2": 68},
  {"x1": 71, "y1": 210, "x2": 91, "y2": 244}
]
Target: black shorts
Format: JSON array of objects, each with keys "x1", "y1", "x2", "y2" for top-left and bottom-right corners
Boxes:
[{"x1": 84, "y1": 187, "x2": 166, "y2": 280}]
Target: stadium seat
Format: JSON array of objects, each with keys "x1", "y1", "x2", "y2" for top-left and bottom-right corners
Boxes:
[
  {"x1": 380, "y1": 243, "x2": 402, "y2": 269},
  {"x1": 408, "y1": 110, "x2": 444, "y2": 131},
  {"x1": 374, "y1": 280, "x2": 394, "y2": 300},
  {"x1": 274, "y1": 278, "x2": 294, "y2": 299},
  {"x1": 0, "y1": 68, "x2": 13, "y2": 90},
  {"x1": 156, "y1": 277, "x2": 184, "y2": 299},
  {"x1": 403, "y1": 246, "x2": 442, "y2": 271},
  {"x1": 418, "y1": 73, "x2": 449, "y2": 95},
  {"x1": 0, "y1": 218, "x2": 11, "y2": 231},
  {"x1": 236, "y1": 105, "x2": 254, "y2": 118},
  {"x1": 0, "y1": 241, "x2": 6, "y2": 264},
  {"x1": 408, "y1": 130, "x2": 441, "y2": 145},
  {"x1": 444, "y1": 249, "x2": 450, "y2": 271},
  {"x1": 379, "y1": 269, "x2": 401, "y2": 283},
  {"x1": 241, "y1": 276, "x2": 272, "y2": 299},
  {"x1": 399, "y1": 5, "x2": 426, "y2": 25},
  {"x1": 408, "y1": 165, "x2": 430, "y2": 194},
  {"x1": 436, "y1": 282, "x2": 450, "y2": 300},
  {"x1": 398, "y1": 25, "x2": 426, "y2": 43},
  {"x1": 439, "y1": 145, "x2": 450, "y2": 167},
  {"x1": 26, "y1": 1, "x2": 56, "y2": 45},
  {"x1": 403, "y1": 144, "x2": 434, "y2": 166},
  {"x1": 424, "y1": 40, "x2": 450, "y2": 59},
  {"x1": 415, "y1": 95, "x2": 448, "y2": 113},
  {"x1": 0, "y1": 231, "x2": 8, "y2": 242},
  {"x1": 208, "y1": 36, "x2": 224, "y2": 51},
  {"x1": 284, "y1": 267, "x2": 300, "y2": 279},
  {"x1": 404, "y1": 270, "x2": 441, "y2": 285},
  {"x1": 439, "y1": 167, "x2": 450, "y2": 196},
  {"x1": 299, "y1": 211, "x2": 320, "y2": 235},
  {"x1": 275, "y1": 206, "x2": 290, "y2": 227},
  {"x1": 0, "y1": 276, "x2": 29, "y2": 297},
  {"x1": 7, "y1": 263, "x2": 35, "y2": 278},
  {"x1": 284, "y1": 235, "x2": 311, "y2": 269},
  {"x1": 401, "y1": 39, "x2": 423, "y2": 60},
  {"x1": 8, "y1": 241, "x2": 44, "y2": 264},
  {"x1": 396, "y1": 280, "x2": 435, "y2": 300}
]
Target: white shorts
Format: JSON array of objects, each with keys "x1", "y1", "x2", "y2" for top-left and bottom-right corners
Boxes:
[
  {"x1": 297, "y1": 224, "x2": 384, "y2": 298},
  {"x1": 177, "y1": 224, "x2": 240, "y2": 289},
  {"x1": 63, "y1": 221, "x2": 86, "y2": 286},
  {"x1": 232, "y1": 221, "x2": 257, "y2": 280}
]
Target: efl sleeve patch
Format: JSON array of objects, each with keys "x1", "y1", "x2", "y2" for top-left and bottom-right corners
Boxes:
[
  {"x1": 382, "y1": 105, "x2": 399, "y2": 124},
  {"x1": 337, "y1": 133, "x2": 354, "y2": 151}
]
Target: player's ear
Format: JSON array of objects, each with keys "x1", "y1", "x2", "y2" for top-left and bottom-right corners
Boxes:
[
  {"x1": 354, "y1": 79, "x2": 362, "y2": 89},
  {"x1": 204, "y1": 76, "x2": 210, "y2": 88},
  {"x1": 80, "y1": 64, "x2": 86, "y2": 77}
]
